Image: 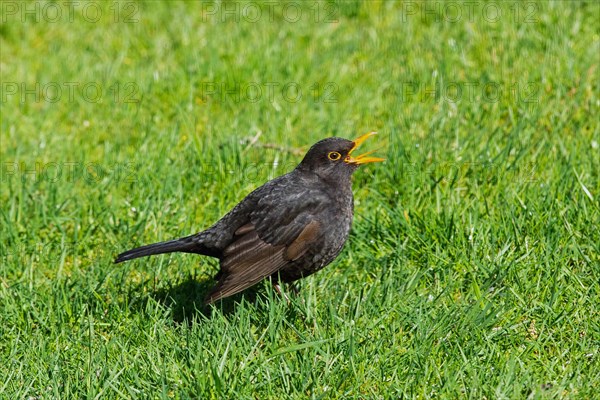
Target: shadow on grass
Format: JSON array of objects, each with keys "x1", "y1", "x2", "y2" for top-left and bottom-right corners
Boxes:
[
  {"x1": 147, "y1": 277, "x2": 216, "y2": 322},
  {"x1": 125, "y1": 275, "x2": 268, "y2": 324},
  {"x1": 124, "y1": 275, "x2": 305, "y2": 325}
]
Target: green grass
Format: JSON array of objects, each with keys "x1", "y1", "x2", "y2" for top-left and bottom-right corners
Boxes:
[{"x1": 1, "y1": 0, "x2": 599, "y2": 398}]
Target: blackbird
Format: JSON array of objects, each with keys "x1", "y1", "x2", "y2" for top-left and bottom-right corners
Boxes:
[{"x1": 115, "y1": 132, "x2": 384, "y2": 303}]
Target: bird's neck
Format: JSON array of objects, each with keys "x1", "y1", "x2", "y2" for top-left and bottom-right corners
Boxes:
[{"x1": 296, "y1": 168, "x2": 354, "y2": 200}]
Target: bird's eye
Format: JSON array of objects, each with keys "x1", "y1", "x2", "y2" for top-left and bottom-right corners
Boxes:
[{"x1": 328, "y1": 151, "x2": 342, "y2": 161}]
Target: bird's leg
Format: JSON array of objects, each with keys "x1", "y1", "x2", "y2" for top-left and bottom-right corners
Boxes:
[
  {"x1": 273, "y1": 282, "x2": 291, "y2": 304},
  {"x1": 273, "y1": 282, "x2": 302, "y2": 305},
  {"x1": 288, "y1": 283, "x2": 299, "y2": 296}
]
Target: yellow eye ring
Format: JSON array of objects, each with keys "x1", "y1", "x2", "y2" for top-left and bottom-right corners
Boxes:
[{"x1": 328, "y1": 151, "x2": 342, "y2": 161}]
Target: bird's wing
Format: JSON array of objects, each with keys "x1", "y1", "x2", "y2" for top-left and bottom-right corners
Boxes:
[{"x1": 205, "y1": 187, "x2": 327, "y2": 303}]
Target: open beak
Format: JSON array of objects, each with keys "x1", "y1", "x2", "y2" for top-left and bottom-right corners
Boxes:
[{"x1": 345, "y1": 132, "x2": 385, "y2": 165}]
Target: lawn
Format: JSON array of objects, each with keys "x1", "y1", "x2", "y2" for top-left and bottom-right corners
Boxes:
[{"x1": 1, "y1": 0, "x2": 599, "y2": 398}]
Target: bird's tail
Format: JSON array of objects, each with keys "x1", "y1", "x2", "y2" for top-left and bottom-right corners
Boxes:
[{"x1": 114, "y1": 235, "x2": 201, "y2": 264}]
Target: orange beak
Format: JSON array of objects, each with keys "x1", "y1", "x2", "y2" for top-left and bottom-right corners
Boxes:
[{"x1": 345, "y1": 132, "x2": 385, "y2": 165}]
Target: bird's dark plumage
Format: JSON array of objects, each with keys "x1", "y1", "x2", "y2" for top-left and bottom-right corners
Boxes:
[{"x1": 115, "y1": 133, "x2": 384, "y2": 303}]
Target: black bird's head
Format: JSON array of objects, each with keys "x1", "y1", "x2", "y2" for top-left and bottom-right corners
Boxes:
[{"x1": 297, "y1": 132, "x2": 384, "y2": 182}]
